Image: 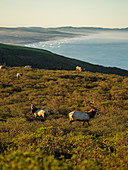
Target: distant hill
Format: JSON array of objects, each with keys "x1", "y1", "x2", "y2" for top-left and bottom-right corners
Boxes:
[
  {"x1": 0, "y1": 26, "x2": 128, "y2": 45},
  {"x1": 0, "y1": 43, "x2": 128, "y2": 76},
  {"x1": 48, "y1": 26, "x2": 128, "y2": 33},
  {"x1": 0, "y1": 27, "x2": 76, "y2": 45}
]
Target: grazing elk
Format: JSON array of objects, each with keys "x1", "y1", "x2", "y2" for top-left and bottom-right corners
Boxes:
[
  {"x1": 69, "y1": 104, "x2": 98, "y2": 126},
  {"x1": 76, "y1": 66, "x2": 82, "y2": 72},
  {"x1": 25, "y1": 65, "x2": 31, "y2": 68},
  {"x1": 31, "y1": 104, "x2": 48, "y2": 119},
  {"x1": 16, "y1": 73, "x2": 23, "y2": 79},
  {"x1": 0, "y1": 64, "x2": 6, "y2": 69},
  {"x1": 0, "y1": 65, "x2": 4, "y2": 69}
]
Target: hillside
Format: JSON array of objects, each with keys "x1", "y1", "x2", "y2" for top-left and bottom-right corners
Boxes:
[
  {"x1": 0, "y1": 67, "x2": 128, "y2": 169},
  {"x1": 0, "y1": 43, "x2": 128, "y2": 76}
]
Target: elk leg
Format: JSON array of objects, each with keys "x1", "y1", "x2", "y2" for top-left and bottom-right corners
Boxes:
[
  {"x1": 34, "y1": 113, "x2": 37, "y2": 118},
  {"x1": 83, "y1": 121, "x2": 85, "y2": 126},
  {"x1": 87, "y1": 121, "x2": 90, "y2": 126},
  {"x1": 70, "y1": 120, "x2": 73, "y2": 124}
]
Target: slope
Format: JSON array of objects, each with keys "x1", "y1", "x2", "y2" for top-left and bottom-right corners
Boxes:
[
  {"x1": 0, "y1": 43, "x2": 128, "y2": 76},
  {"x1": 0, "y1": 67, "x2": 128, "y2": 169}
]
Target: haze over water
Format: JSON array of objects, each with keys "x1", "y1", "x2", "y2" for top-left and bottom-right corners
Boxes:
[{"x1": 26, "y1": 31, "x2": 128, "y2": 70}]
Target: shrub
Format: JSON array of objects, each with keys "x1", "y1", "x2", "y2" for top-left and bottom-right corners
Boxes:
[{"x1": 0, "y1": 67, "x2": 128, "y2": 169}]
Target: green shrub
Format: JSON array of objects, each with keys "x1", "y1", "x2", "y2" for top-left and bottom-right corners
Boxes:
[{"x1": 0, "y1": 67, "x2": 128, "y2": 169}]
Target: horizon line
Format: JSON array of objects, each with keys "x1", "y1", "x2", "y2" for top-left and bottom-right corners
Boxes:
[{"x1": 0, "y1": 25, "x2": 128, "y2": 29}]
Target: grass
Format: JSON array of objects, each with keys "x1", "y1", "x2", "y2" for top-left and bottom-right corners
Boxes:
[{"x1": 0, "y1": 67, "x2": 128, "y2": 169}]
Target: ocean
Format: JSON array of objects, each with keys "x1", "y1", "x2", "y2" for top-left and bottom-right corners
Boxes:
[{"x1": 25, "y1": 31, "x2": 128, "y2": 70}]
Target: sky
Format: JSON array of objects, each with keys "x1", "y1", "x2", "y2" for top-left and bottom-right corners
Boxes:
[{"x1": 0, "y1": 0, "x2": 128, "y2": 28}]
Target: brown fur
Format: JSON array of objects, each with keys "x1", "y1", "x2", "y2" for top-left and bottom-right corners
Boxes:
[
  {"x1": 31, "y1": 104, "x2": 48, "y2": 119},
  {"x1": 16, "y1": 73, "x2": 23, "y2": 79},
  {"x1": 76, "y1": 66, "x2": 82, "y2": 72}
]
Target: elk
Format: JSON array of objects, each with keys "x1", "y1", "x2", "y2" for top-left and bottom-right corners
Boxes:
[
  {"x1": 16, "y1": 73, "x2": 23, "y2": 79},
  {"x1": 0, "y1": 63, "x2": 6, "y2": 69},
  {"x1": 76, "y1": 66, "x2": 82, "y2": 72},
  {"x1": 31, "y1": 104, "x2": 48, "y2": 119},
  {"x1": 25, "y1": 65, "x2": 31, "y2": 68},
  {"x1": 69, "y1": 105, "x2": 98, "y2": 126},
  {"x1": 0, "y1": 65, "x2": 4, "y2": 69}
]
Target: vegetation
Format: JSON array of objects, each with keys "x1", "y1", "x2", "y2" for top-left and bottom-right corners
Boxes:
[
  {"x1": 0, "y1": 67, "x2": 128, "y2": 169},
  {"x1": 0, "y1": 43, "x2": 128, "y2": 76}
]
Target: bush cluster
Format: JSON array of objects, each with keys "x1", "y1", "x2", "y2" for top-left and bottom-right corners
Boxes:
[{"x1": 0, "y1": 67, "x2": 128, "y2": 169}]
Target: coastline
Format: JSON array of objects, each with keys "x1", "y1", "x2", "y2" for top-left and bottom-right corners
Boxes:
[
  {"x1": 0, "y1": 27, "x2": 128, "y2": 71},
  {"x1": 24, "y1": 31, "x2": 128, "y2": 71}
]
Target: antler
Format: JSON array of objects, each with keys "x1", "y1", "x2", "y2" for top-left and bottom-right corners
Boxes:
[
  {"x1": 29, "y1": 97, "x2": 44, "y2": 107},
  {"x1": 29, "y1": 97, "x2": 33, "y2": 104},
  {"x1": 89, "y1": 100, "x2": 97, "y2": 109}
]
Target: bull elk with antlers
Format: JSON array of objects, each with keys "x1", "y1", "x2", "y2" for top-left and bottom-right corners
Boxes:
[
  {"x1": 29, "y1": 98, "x2": 48, "y2": 119},
  {"x1": 68, "y1": 102, "x2": 98, "y2": 126},
  {"x1": 31, "y1": 104, "x2": 48, "y2": 119}
]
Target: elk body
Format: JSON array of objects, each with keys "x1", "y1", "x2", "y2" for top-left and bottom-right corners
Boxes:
[
  {"x1": 25, "y1": 65, "x2": 31, "y2": 68},
  {"x1": 16, "y1": 73, "x2": 23, "y2": 79},
  {"x1": 69, "y1": 107, "x2": 97, "y2": 126},
  {"x1": 0, "y1": 65, "x2": 4, "y2": 69},
  {"x1": 0, "y1": 64, "x2": 6, "y2": 69},
  {"x1": 31, "y1": 104, "x2": 48, "y2": 119},
  {"x1": 76, "y1": 66, "x2": 82, "y2": 72}
]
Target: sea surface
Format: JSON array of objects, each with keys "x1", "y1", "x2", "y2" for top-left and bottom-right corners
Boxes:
[{"x1": 25, "y1": 31, "x2": 128, "y2": 70}]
